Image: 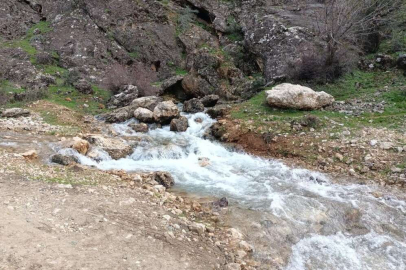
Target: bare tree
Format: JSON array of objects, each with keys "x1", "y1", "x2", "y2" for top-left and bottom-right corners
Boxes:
[{"x1": 311, "y1": 0, "x2": 400, "y2": 65}]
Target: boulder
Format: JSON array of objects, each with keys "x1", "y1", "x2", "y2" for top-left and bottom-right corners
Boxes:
[
  {"x1": 73, "y1": 80, "x2": 94, "y2": 94},
  {"x1": 72, "y1": 137, "x2": 90, "y2": 155},
  {"x1": 266, "y1": 83, "x2": 335, "y2": 110},
  {"x1": 84, "y1": 135, "x2": 133, "y2": 160},
  {"x1": 131, "y1": 96, "x2": 162, "y2": 111},
  {"x1": 170, "y1": 116, "x2": 189, "y2": 132},
  {"x1": 102, "y1": 107, "x2": 133, "y2": 123},
  {"x1": 51, "y1": 154, "x2": 79, "y2": 166},
  {"x1": 183, "y1": 98, "x2": 205, "y2": 113},
  {"x1": 200, "y1": 95, "x2": 219, "y2": 107},
  {"x1": 107, "y1": 85, "x2": 139, "y2": 108},
  {"x1": 129, "y1": 123, "x2": 149, "y2": 133},
  {"x1": 1, "y1": 108, "x2": 30, "y2": 118},
  {"x1": 153, "y1": 101, "x2": 180, "y2": 124},
  {"x1": 134, "y1": 108, "x2": 154, "y2": 123},
  {"x1": 153, "y1": 172, "x2": 175, "y2": 188},
  {"x1": 397, "y1": 54, "x2": 406, "y2": 71}
]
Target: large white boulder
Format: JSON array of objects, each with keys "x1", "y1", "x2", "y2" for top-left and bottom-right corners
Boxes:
[
  {"x1": 153, "y1": 101, "x2": 180, "y2": 124},
  {"x1": 266, "y1": 83, "x2": 334, "y2": 110}
]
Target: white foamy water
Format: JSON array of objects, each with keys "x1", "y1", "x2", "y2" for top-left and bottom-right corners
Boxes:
[{"x1": 57, "y1": 112, "x2": 406, "y2": 269}]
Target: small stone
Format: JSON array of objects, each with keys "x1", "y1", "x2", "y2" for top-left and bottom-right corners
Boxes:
[
  {"x1": 370, "y1": 140, "x2": 378, "y2": 146},
  {"x1": 21, "y1": 150, "x2": 38, "y2": 160},
  {"x1": 188, "y1": 222, "x2": 206, "y2": 235},
  {"x1": 380, "y1": 142, "x2": 394, "y2": 150},
  {"x1": 335, "y1": 153, "x2": 344, "y2": 162},
  {"x1": 239, "y1": 241, "x2": 253, "y2": 252},
  {"x1": 163, "y1": 215, "x2": 171, "y2": 221},
  {"x1": 225, "y1": 263, "x2": 241, "y2": 270}
]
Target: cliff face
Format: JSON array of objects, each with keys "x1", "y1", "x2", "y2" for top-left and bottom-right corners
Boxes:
[{"x1": 0, "y1": 0, "x2": 318, "y2": 101}]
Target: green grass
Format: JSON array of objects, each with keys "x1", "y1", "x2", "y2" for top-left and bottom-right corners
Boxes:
[
  {"x1": 0, "y1": 80, "x2": 25, "y2": 94},
  {"x1": 231, "y1": 69, "x2": 406, "y2": 132}
]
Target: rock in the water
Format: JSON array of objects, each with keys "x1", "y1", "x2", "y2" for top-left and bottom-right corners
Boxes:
[
  {"x1": 170, "y1": 116, "x2": 189, "y2": 132},
  {"x1": 1, "y1": 108, "x2": 30, "y2": 118},
  {"x1": 51, "y1": 154, "x2": 78, "y2": 166},
  {"x1": 129, "y1": 123, "x2": 149, "y2": 133},
  {"x1": 107, "y1": 85, "x2": 139, "y2": 108},
  {"x1": 266, "y1": 83, "x2": 335, "y2": 110},
  {"x1": 397, "y1": 54, "x2": 406, "y2": 70},
  {"x1": 153, "y1": 172, "x2": 175, "y2": 188},
  {"x1": 134, "y1": 108, "x2": 154, "y2": 123},
  {"x1": 21, "y1": 150, "x2": 38, "y2": 160},
  {"x1": 72, "y1": 137, "x2": 90, "y2": 155},
  {"x1": 206, "y1": 106, "x2": 227, "y2": 119},
  {"x1": 153, "y1": 101, "x2": 180, "y2": 124},
  {"x1": 200, "y1": 95, "x2": 219, "y2": 107},
  {"x1": 84, "y1": 135, "x2": 133, "y2": 160},
  {"x1": 198, "y1": 157, "x2": 211, "y2": 167},
  {"x1": 183, "y1": 98, "x2": 205, "y2": 113},
  {"x1": 73, "y1": 80, "x2": 94, "y2": 94},
  {"x1": 131, "y1": 96, "x2": 162, "y2": 111}
]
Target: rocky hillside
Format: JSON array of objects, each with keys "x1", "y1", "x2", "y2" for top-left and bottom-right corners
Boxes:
[{"x1": 0, "y1": 0, "x2": 330, "y2": 105}]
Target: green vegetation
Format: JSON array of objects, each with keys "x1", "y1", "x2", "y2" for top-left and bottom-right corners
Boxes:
[{"x1": 231, "y1": 69, "x2": 406, "y2": 132}]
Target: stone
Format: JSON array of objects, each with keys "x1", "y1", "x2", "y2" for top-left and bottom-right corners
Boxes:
[
  {"x1": 335, "y1": 153, "x2": 344, "y2": 162},
  {"x1": 188, "y1": 222, "x2": 206, "y2": 235},
  {"x1": 225, "y1": 263, "x2": 241, "y2": 270},
  {"x1": 228, "y1": 228, "x2": 244, "y2": 240},
  {"x1": 153, "y1": 172, "x2": 175, "y2": 188},
  {"x1": 51, "y1": 154, "x2": 78, "y2": 166},
  {"x1": 153, "y1": 101, "x2": 180, "y2": 124},
  {"x1": 131, "y1": 96, "x2": 162, "y2": 111},
  {"x1": 129, "y1": 123, "x2": 149, "y2": 133},
  {"x1": 1, "y1": 108, "x2": 30, "y2": 118},
  {"x1": 170, "y1": 116, "x2": 189, "y2": 132},
  {"x1": 73, "y1": 80, "x2": 94, "y2": 94},
  {"x1": 200, "y1": 95, "x2": 219, "y2": 107},
  {"x1": 72, "y1": 137, "x2": 90, "y2": 155},
  {"x1": 183, "y1": 98, "x2": 205, "y2": 113},
  {"x1": 107, "y1": 85, "x2": 139, "y2": 108},
  {"x1": 198, "y1": 157, "x2": 211, "y2": 167},
  {"x1": 397, "y1": 54, "x2": 406, "y2": 70},
  {"x1": 266, "y1": 83, "x2": 335, "y2": 110},
  {"x1": 21, "y1": 150, "x2": 38, "y2": 160},
  {"x1": 134, "y1": 108, "x2": 154, "y2": 123},
  {"x1": 84, "y1": 135, "x2": 133, "y2": 160},
  {"x1": 380, "y1": 142, "x2": 394, "y2": 150},
  {"x1": 212, "y1": 197, "x2": 229, "y2": 208},
  {"x1": 370, "y1": 140, "x2": 378, "y2": 146}
]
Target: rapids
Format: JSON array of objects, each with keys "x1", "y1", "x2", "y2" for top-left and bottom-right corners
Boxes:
[{"x1": 57, "y1": 112, "x2": 406, "y2": 270}]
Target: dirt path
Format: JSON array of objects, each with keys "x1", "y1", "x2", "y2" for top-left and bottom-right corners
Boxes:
[{"x1": 0, "y1": 152, "x2": 226, "y2": 270}]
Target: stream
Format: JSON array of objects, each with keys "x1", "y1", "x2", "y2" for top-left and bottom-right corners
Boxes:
[{"x1": 34, "y1": 112, "x2": 406, "y2": 269}]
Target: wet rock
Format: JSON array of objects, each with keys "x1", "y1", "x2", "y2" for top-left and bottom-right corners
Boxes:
[
  {"x1": 129, "y1": 123, "x2": 149, "y2": 133},
  {"x1": 183, "y1": 98, "x2": 205, "y2": 113},
  {"x1": 153, "y1": 101, "x2": 180, "y2": 124},
  {"x1": 134, "y1": 108, "x2": 154, "y2": 123},
  {"x1": 198, "y1": 157, "x2": 211, "y2": 167},
  {"x1": 73, "y1": 80, "x2": 94, "y2": 95},
  {"x1": 107, "y1": 85, "x2": 139, "y2": 108},
  {"x1": 84, "y1": 135, "x2": 133, "y2": 160},
  {"x1": 200, "y1": 95, "x2": 219, "y2": 107},
  {"x1": 170, "y1": 116, "x2": 189, "y2": 132},
  {"x1": 212, "y1": 197, "x2": 228, "y2": 208},
  {"x1": 153, "y1": 172, "x2": 175, "y2": 188},
  {"x1": 51, "y1": 154, "x2": 78, "y2": 166},
  {"x1": 1, "y1": 108, "x2": 30, "y2": 118},
  {"x1": 266, "y1": 84, "x2": 334, "y2": 110},
  {"x1": 21, "y1": 150, "x2": 38, "y2": 160},
  {"x1": 102, "y1": 107, "x2": 133, "y2": 123},
  {"x1": 206, "y1": 106, "x2": 227, "y2": 119},
  {"x1": 72, "y1": 137, "x2": 90, "y2": 155},
  {"x1": 210, "y1": 123, "x2": 226, "y2": 140}
]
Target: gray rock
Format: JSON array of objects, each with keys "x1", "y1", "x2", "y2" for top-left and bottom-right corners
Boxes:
[
  {"x1": 134, "y1": 108, "x2": 154, "y2": 123},
  {"x1": 107, "y1": 85, "x2": 139, "y2": 108},
  {"x1": 153, "y1": 101, "x2": 180, "y2": 124},
  {"x1": 131, "y1": 96, "x2": 162, "y2": 111},
  {"x1": 1, "y1": 108, "x2": 30, "y2": 118},
  {"x1": 200, "y1": 95, "x2": 219, "y2": 107},
  {"x1": 129, "y1": 123, "x2": 149, "y2": 133},
  {"x1": 397, "y1": 54, "x2": 406, "y2": 70},
  {"x1": 51, "y1": 154, "x2": 79, "y2": 166},
  {"x1": 153, "y1": 172, "x2": 175, "y2": 188},
  {"x1": 73, "y1": 80, "x2": 94, "y2": 94},
  {"x1": 183, "y1": 98, "x2": 204, "y2": 113}
]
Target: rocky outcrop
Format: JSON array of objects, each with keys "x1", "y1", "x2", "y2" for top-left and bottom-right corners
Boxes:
[
  {"x1": 131, "y1": 96, "x2": 162, "y2": 111},
  {"x1": 107, "y1": 85, "x2": 139, "y2": 109},
  {"x1": 266, "y1": 83, "x2": 335, "y2": 110},
  {"x1": 153, "y1": 172, "x2": 175, "y2": 188},
  {"x1": 51, "y1": 154, "x2": 79, "y2": 166},
  {"x1": 73, "y1": 80, "x2": 94, "y2": 95},
  {"x1": 170, "y1": 117, "x2": 189, "y2": 132},
  {"x1": 183, "y1": 98, "x2": 204, "y2": 113},
  {"x1": 153, "y1": 101, "x2": 180, "y2": 124},
  {"x1": 1, "y1": 108, "x2": 30, "y2": 118},
  {"x1": 397, "y1": 55, "x2": 406, "y2": 71}
]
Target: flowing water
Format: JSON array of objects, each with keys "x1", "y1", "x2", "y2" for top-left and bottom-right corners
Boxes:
[{"x1": 55, "y1": 112, "x2": 406, "y2": 270}]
